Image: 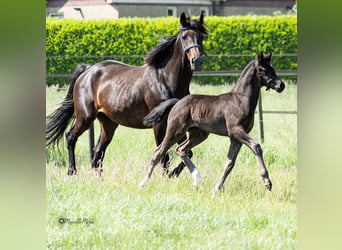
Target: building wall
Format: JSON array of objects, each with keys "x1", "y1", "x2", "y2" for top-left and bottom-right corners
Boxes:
[
  {"x1": 223, "y1": 6, "x2": 289, "y2": 16},
  {"x1": 47, "y1": 6, "x2": 118, "y2": 19},
  {"x1": 222, "y1": 0, "x2": 295, "y2": 16},
  {"x1": 46, "y1": 0, "x2": 119, "y2": 19},
  {"x1": 46, "y1": 0, "x2": 295, "y2": 19},
  {"x1": 113, "y1": 4, "x2": 210, "y2": 18}
]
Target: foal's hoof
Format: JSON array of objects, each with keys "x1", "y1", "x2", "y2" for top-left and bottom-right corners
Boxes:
[
  {"x1": 139, "y1": 178, "x2": 148, "y2": 189},
  {"x1": 212, "y1": 189, "x2": 218, "y2": 199},
  {"x1": 265, "y1": 182, "x2": 272, "y2": 191},
  {"x1": 90, "y1": 167, "x2": 102, "y2": 177}
]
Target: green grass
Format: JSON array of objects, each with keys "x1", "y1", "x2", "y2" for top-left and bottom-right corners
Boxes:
[{"x1": 46, "y1": 84, "x2": 297, "y2": 249}]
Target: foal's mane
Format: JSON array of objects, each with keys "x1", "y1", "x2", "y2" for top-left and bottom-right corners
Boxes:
[
  {"x1": 231, "y1": 59, "x2": 257, "y2": 91},
  {"x1": 144, "y1": 18, "x2": 207, "y2": 68}
]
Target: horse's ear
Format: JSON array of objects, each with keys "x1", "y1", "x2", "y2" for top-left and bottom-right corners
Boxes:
[
  {"x1": 266, "y1": 52, "x2": 273, "y2": 62},
  {"x1": 180, "y1": 12, "x2": 188, "y2": 27},
  {"x1": 257, "y1": 51, "x2": 265, "y2": 63},
  {"x1": 199, "y1": 12, "x2": 204, "y2": 24}
]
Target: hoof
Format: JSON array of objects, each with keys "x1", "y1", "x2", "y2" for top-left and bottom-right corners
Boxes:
[
  {"x1": 139, "y1": 178, "x2": 148, "y2": 189},
  {"x1": 212, "y1": 189, "x2": 218, "y2": 199},
  {"x1": 265, "y1": 182, "x2": 272, "y2": 191},
  {"x1": 212, "y1": 184, "x2": 221, "y2": 198},
  {"x1": 90, "y1": 167, "x2": 102, "y2": 177},
  {"x1": 68, "y1": 169, "x2": 76, "y2": 176}
]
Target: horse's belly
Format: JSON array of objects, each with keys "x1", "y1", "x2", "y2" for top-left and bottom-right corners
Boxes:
[
  {"x1": 194, "y1": 118, "x2": 228, "y2": 136},
  {"x1": 201, "y1": 123, "x2": 228, "y2": 136},
  {"x1": 99, "y1": 97, "x2": 149, "y2": 128}
]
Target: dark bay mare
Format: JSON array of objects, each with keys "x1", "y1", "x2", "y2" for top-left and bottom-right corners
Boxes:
[
  {"x1": 46, "y1": 13, "x2": 207, "y2": 176},
  {"x1": 141, "y1": 52, "x2": 285, "y2": 195}
]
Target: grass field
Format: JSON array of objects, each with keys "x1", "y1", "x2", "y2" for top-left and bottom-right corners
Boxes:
[{"x1": 46, "y1": 84, "x2": 297, "y2": 249}]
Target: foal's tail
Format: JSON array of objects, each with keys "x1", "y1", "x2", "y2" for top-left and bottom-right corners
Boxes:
[
  {"x1": 143, "y1": 98, "x2": 179, "y2": 127},
  {"x1": 46, "y1": 63, "x2": 91, "y2": 147}
]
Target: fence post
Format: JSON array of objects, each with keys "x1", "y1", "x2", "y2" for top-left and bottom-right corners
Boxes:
[
  {"x1": 89, "y1": 123, "x2": 94, "y2": 163},
  {"x1": 258, "y1": 92, "x2": 264, "y2": 143}
]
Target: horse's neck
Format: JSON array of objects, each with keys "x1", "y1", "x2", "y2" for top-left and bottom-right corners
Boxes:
[
  {"x1": 231, "y1": 64, "x2": 261, "y2": 111},
  {"x1": 162, "y1": 39, "x2": 192, "y2": 97}
]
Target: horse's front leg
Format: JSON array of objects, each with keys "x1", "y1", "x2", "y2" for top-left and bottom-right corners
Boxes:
[{"x1": 232, "y1": 126, "x2": 272, "y2": 191}]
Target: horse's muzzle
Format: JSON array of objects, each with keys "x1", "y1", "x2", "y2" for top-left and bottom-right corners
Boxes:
[
  {"x1": 191, "y1": 57, "x2": 203, "y2": 71},
  {"x1": 275, "y1": 80, "x2": 285, "y2": 93}
]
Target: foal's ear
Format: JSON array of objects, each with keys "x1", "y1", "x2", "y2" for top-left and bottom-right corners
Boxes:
[
  {"x1": 257, "y1": 51, "x2": 265, "y2": 63},
  {"x1": 265, "y1": 52, "x2": 273, "y2": 63},
  {"x1": 199, "y1": 12, "x2": 204, "y2": 24},
  {"x1": 180, "y1": 12, "x2": 189, "y2": 27}
]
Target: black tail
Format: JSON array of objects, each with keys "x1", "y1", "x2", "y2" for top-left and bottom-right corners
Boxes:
[
  {"x1": 143, "y1": 98, "x2": 179, "y2": 127},
  {"x1": 46, "y1": 63, "x2": 91, "y2": 147}
]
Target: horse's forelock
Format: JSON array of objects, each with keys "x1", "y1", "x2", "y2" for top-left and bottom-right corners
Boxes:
[{"x1": 180, "y1": 20, "x2": 207, "y2": 35}]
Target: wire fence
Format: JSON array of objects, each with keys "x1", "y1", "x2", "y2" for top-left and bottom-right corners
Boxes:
[
  {"x1": 46, "y1": 53, "x2": 297, "y2": 78},
  {"x1": 46, "y1": 53, "x2": 297, "y2": 156}
]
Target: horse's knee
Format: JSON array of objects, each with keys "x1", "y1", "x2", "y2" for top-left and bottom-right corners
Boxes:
[{"x1": 253, "y1": 143, "x2": 263, "y2": 156}]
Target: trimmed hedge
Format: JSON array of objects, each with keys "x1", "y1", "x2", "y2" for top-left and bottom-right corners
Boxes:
[{"x1": 46, "y1": 15, "x2": 297, "y2": 87}]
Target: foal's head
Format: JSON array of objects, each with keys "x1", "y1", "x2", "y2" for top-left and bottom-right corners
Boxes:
[
  {"x1": 256, "y1": 52, "x2": 285, "y2": 93},
  {"x1": 178, "y1": 13, "x2": 207, "y2": 71}
]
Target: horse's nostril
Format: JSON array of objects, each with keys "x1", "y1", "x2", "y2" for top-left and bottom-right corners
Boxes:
[{"x1": 192, "y1": 57, "x2": 203, "y2": 66}]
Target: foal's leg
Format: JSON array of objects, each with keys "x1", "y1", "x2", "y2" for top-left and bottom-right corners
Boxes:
[
  {"x1": 175, "y1": 128, "x2": 209, "y2": 187},
  {"x1": 213, "y1": 138, "x2": 242, "y2": 196},
  {"x1": 141, "y1": 120, "x2": 189, "y2": 187},
  {"x1": 168, "y1": 135, "x2": 193, "y2": 178},
  {"x1": 65, "y1": 116, "x2": 94, "y2": 175},
  {"x1": 91, "y1": 113, "x2": 117, "y2": 176},
  {"x1": 140, "y1": 136, "x2": 179, "y2": 188},
  {"x1": 232, "y1": 126, "x2": 272, "y2": 190}
]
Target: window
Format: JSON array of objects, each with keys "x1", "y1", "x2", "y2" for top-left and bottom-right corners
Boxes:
[
  {"x1": 167, "y1": 7, "x2": 177, "y2": 17},
  {"x1": 49, "y1": 13, "x2": 64, "y2": 19}
]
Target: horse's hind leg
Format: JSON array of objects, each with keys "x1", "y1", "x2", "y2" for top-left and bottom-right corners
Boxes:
[
  {"x1": 213, "y1": 138, "x2": 242, "y2": 196},
  {"x1": 153, "y1": 122, "x2": 171, "y2": 174},
  {"x1": 91, "y1": 113, "x2": 118, "y2": 176},
  {"x1": 65, "y1": 116, "x2": 94, "y2": 175},
  {"x1": 175, "y1": 128, "x2": 209, "y2": 187}
]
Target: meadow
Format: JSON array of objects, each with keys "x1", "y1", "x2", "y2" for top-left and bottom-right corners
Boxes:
[{"x1": 46, "y1": 83, "x2": 297, "y2": 249}]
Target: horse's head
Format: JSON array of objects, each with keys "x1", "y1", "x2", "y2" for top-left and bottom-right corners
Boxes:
[
  {"x1": 256, "y1": 52, "x2": 285, "y2": 93},
  {"x1": 178, "y1": 12, "x2": 207, "y2": 71}
]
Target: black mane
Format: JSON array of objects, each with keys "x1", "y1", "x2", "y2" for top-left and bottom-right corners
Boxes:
[
  {"x1": 144, "y1": 17, "x2": 207, "y2": 68},
  {"x1": 144, "y1": 35, "x2": 178, "y2": 68},
  {"x1": 231, "y1": 59, "x2": 256, "y2": 92}
]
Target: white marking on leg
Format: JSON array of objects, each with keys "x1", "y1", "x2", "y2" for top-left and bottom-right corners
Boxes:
[
  {"x1": 182, "y1": 156, "x2": 201, "y2": 187},
  {"x1": 192, "y1": 168, "x2": 200, "y2": 187},
  {"x1": 139, "y1": 177, "x2": 148, "y2": 189}
]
